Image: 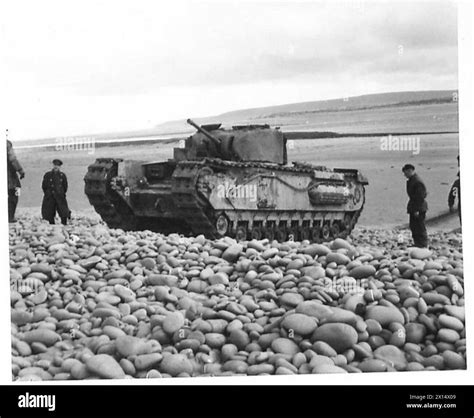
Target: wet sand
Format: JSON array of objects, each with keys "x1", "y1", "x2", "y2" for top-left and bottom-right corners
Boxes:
[{"x1": 14, "y1": 133, "x2": 460, "y2": 229}]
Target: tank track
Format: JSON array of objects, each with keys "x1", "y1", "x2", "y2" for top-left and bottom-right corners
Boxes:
[
  {"x1": 84, "y1": 158, "x2": 138, "y2": 230},
  {"x1": 171, "y1": 158, "x2": 364, "y2": 242},
  {"x1": 171, "y1": 161, "x2": 219, "y2": 239}
]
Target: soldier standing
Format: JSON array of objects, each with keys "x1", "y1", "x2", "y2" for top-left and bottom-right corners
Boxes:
[
  {"x1": 7, "y1": 138, "x2": 25, "y2": 223},
  {"x1": 448, "y1": 155, "x2": 461, "y2": 224},
  {"x1": 41, "y1": 159, "x2": 70, "y2": 225},
  {"x1": 402, "y1": 163, "x2": 428, "y2": 248}
]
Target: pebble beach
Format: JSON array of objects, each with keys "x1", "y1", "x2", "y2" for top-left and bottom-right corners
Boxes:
[{"x1": 10, "y1": 214, "x2": 465, "y2": 380}]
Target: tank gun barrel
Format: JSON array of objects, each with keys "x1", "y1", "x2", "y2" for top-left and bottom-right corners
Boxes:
[{"x1": 187, "y1": 119, "x2": 221, "y2": 147}]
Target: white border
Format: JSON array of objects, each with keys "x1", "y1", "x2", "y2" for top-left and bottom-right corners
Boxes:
[{"x1": 0, "y1": 0, "x2": 473, "y2": 386}]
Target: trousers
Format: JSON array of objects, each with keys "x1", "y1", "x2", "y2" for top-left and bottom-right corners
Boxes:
[
  {"x1": 8, "y1": 188, "x2": 18, "y2": 222},
  {"x1": 42, "y1": 194, "x2": 70, "y2": 225},
  {"x1": 409, "y1": 211, "x2": 428, "y2": 247}
]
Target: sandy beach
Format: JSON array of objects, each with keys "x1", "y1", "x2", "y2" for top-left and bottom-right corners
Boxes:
[{"x1": 14, "y1": 133, "x2": 460, "y2": 230}]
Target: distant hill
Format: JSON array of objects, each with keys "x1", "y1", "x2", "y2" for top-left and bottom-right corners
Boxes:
[
  {"x1": 214, "y1": 90, "x2": 455, "y2": 118},
  {"x1": 155, "y1": 90, "x2": 458, "y2": 133},
  {"x1": 15, "y1": 90, "x2": 458, "y2": 148}
]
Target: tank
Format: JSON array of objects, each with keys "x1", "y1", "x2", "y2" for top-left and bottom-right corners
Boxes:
[{"x1": 84, "y1": 119, "x2": 368, "y2": 242}]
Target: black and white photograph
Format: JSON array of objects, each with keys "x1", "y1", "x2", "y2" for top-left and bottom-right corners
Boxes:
[{"x1": 2, "y1": 0, "x2": 472, "y2": 405}]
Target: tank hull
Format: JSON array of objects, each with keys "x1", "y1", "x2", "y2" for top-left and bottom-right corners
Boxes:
[{"x1": 84, "y1": 157, "x2": 368, "y2": 242}]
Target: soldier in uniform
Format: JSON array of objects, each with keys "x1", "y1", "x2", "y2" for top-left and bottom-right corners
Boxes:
[
  {"x1": 41, "y1": 159, "x2": 70, "y2": 225},
  {"x1": 402, "y1": 163, "x2": 428, "y2": 248},
  {"x1": 448, "y1": 155, "x2": 461, "y2": 224},
  {"x1": 6, "y1": 139, "x2": 25, "y2": 223}
]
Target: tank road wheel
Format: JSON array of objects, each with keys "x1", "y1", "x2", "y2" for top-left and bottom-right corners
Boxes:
[
  {"x1": 311, "y1": 226, "x2": 321, "y2": 243},
  {"x1": 274, "y1": 227, "x2": 288, "y2": 242},
  {"x1": 300, "y1": 227, "x2": 311, "y2": 241},
  {"x1": 251, "y1": 226, "x2": 263, "y2": 240},
  {"x1": 235, "y1": 226, "x2": 248, "y2": 241},
  {"x1": 215, "y1": 215, "x2": 229, "y2": 237},
  {"x1": 339, "y1": 218, "x2": 349, "y2": 238},
  {"x1": 264, "y1": 227, "x2": 275, "y2": 241},
  {"x1": 321, "y1": 224, "x2": 331, "y2": 241},
  {"x1": 331, "y1": 222, "x2": 341, "y2": 238},
  {"x1": 343, "y1": 214, "x2": 352, "y2": 231}
]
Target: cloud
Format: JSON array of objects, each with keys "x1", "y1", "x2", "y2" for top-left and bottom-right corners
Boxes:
[
  {"x1": 3, "y1": 0, "x2": 458, "y2": 91},
  {"x1": 1, "y1": 0, "x2": 459, "y2": 138}
]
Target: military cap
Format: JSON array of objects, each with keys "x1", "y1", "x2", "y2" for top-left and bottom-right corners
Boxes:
[
  {"x1": 402, "y1": 163, "x2": 415, "y2": 172},
  {"x1": 52, "y1": 159, "x2": 63, "y2": 166}
]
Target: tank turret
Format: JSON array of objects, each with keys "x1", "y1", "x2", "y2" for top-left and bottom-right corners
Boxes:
[{"x1": 173, "y1": 119, "x2": 287, "y2": 164}]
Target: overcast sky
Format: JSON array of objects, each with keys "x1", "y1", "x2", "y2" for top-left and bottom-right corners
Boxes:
[{"x1": 1, "y1": 0, "x2": 458, "y2": 140}]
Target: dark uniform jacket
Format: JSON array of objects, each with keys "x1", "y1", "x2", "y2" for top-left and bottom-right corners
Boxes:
[
  {"x1": 41, "y1": 170, "x2": 70, "y2": 219},
  {"x1": 448, "y1": 173, "x2": 460, "y2": 210},
  {"x1": 406, "y1": 173, "x2": 428, "y2": 213},
  {"x1": 42, "y1": 170, "x2": 68, "y2": 197},
  {"x1": 7, "y1": 140, "x2": 24, "y2": 190}
]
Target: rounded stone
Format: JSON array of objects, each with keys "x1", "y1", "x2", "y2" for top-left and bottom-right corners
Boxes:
[
  {"x1": 444, "y1": 306, "x2": 465, "y2": 322},
  {"x1": 365, "y1": 306, "x2": 405, "y2": 327},
  {"x1": 187, "y1": 280, "x2": 208, "y2": 293},
  {"x1": 271, "y1": 338, "x2": 300, "y2": 356},
  {"x1": 374, "y1": 345, "x2": 408, "y2": 370},
  {"x1": 223, "y1": 360, "x2": 249, "y2": 374},
  {"x1": 221, "y1": 344, "x2": 238, "y2": 361},
  {"x1": 365, "y1": 319, "x2": 383, "y2": 335},
  {"x1": 222, "y1": 244, "x2": 243, "y2": 263},
  {"x1": 331, "y1": 238, "x2": 354, "y2": 251},
  {"x1": 160, "y1": 354, "x2": 193, "y2": 377},
  {"x1": 302, "y1": 244, "x2": 331, "y2": 257},
  {"x1": 279, "y1": 293, "x2": 304, "y2": 307},
  {"x1": 442, "y1": 350, "x2": 466, "y2": 370},
  {"x1": 312, "y1": 323, "x2": 358, "y2": 353},
  {"x1": 437, "y1": 328, "x2": 460, "y2": 344},
  {"x1": 295, "y1": 301, "x2": 333, "y2": 320},
  {"x1": 438, "y1": 314, "x2": 464, "y2": 332},
  {"x1": 22, "y1": 329, "x2": 61, "y2": 347},
  {"x1": 209, "y1": 272, "x2": 229, "y2": 286},
  {"x1": 405, "y1": 323, "x2": 426, "y2": 344},
  {"x1": 162, "y1": 311, "x2": 185, "y2": 335},
  {"x1": 113, "y1": 284, "x2": 135, "y2": 302},
  {"x1": 281, "y1": 314, "x2": 318, "y2": 336},
  {"x1": 115, "y1": 335, "x2": 153, "y2": 357},
  {"x1": 300, "y1": 266, "x2": 326, "y2": 279},
  {"x1": 350, "y1": 265, "x2": 376, "y2": 279},
  {"x1": 309, "y1": 354, "x2": 334, "y2": 369},
  {"x1": 410, "y1": 248, "x2": 432, "y2": 260},
  {"x1": 312, "y1": 341, "x2": 338, "y2": 357},
  {"x1": 326, "y1": 253, "x2": 351, "y2": 265},
  {"x1": 134, "y1": 353, "x2": 163, "y2": 371},
  {"x1": 228, "y1": 330, "x2": 250, "y2": 351},
  {"x1": 312, "y1": 364, "x2": 348, "y2": 374},
  {"x1": 205, "y1": 333, "x2": 226, "y2": 348},
  {"x1": 86, "y1": 354, "x2": 125, "y2": 379},
  {"x1": 358, "y1": 359, "x2": 388, "y2": 373}
]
